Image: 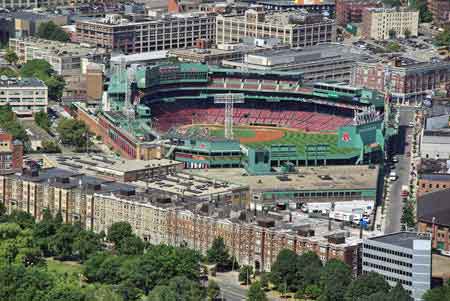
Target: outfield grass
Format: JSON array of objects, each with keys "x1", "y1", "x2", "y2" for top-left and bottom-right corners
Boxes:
[
  {"x1": 46, "y1": 258, "x2": 83, "y2": 275},
  {"x1": 209, "y1": 128, "x2": 256, "y2": 138},
  {"x1": 244, "y1": 131, "x2": 358, "y2": 156}
]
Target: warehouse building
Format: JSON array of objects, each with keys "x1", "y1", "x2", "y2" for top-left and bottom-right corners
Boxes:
[
  {"x1": 215, "y1": 8, "x2": 336, "y2": 48},
  {"x1": 76, "y1": 13, "x2": 216, "y2": 54}
]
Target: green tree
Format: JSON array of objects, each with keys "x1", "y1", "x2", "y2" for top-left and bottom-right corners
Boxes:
[
  {"x1": 269, "y1": 249, "x2": 298, "y2": 291},
  {"x1": 83, "y1": 252, "x2": 111, "y2": 282},
  {"x1": 37, "y1": 21, "x2": 70, "y2": 42},
  {"x1": 51, "y1": 224, "x2": 80, "y2": 259},
  {"x1": 0, "y1": 106, "x2": 29, "y2": 144},
  {"x1": 295, "y1": 284, "x2": 322, "y2": 300},
  {"x1": 389, "y1": 29, "x2": 397, "y2": 40},
  {"x1": 207, "y1": 237, "x2": 232, "y2": 271},
  {"x1": 73, "y1": 230, "x2": 102, "y2": 262},
  {"x1": 423, "y1": 283, "x2": 450, "y2": 301},
  {"x1": 117, "y1": 235, "x2": 144, "y2": 256},
  {"x1": 20, "y1": 59, "x2": 65, "y2": 100},
  {"x1": 409, "y1": 0, "x2": 433, "y2": 22},
  {"x1": 294, "y1": 251, "x2": 323, "y2": 291},
  {"x1": 247, "y1": 281, "x2": 268, "y2": 301},
  {"x1": 107, "y1": 221, "x2": 133, "y2": 246},
  {"x1": 122, "y1": 245, "x2": 201, "y2": 294},
  {"x1": 4, "y1": 48, "x2": 18, "y2": 65},
  {"x1": 207, "y1": 280, "x2": 220, "y2": 301},
  {"x1": 146, "y1": 285, "x2": 176, "y2": 301},
  {"x1": 8, "y1": 210, "x2": 34, "y2": 229},
  {"x1": 41, "y1": 140, "x2": 62, "y2": 153},
  {"x1": 85, "y1": 285, "x2": 123, "y2": 301},
  {"x1": 387, "y1": 282, "x2": 412, "y2": 301},
  {"x1": 239, "y1": 265, "x2": 254, "y2": 285},
  {"x1": 34, "y1": 110, "x2": 51, "y2": 132},
  {"x1": 435, "y1": 29, "x2": 450, "y2": 47},
  {"x1": 0, "y1": 67, "x2": 18, "y2": 77},
  {"x1": 20, "y1": 247, "x2": 45, "y2": 267},
  {"x1": 404, "y1": 28, "x2": 412, "y2": 39},
  {"x1": 401, "y1": 204, "x2": 415, "y2": 228},
  {"x1": 386, "y1": 42, "x2": 402, "y2": 52},
  {"x1": 56, "y1": 118, "x2": 89, "y2": 148},
  {"x1": 0, "y1": 202, "x2": 6, "y2": 218},
  {"x1": 319, "y1": 259, "x2": 352, "y2": 301},
  {"x1": 260, "y1": 273, "x2": 269, "y2": 290},
  {"x1": 344, "y1": 272, "x2": 390, "y2": 301}
]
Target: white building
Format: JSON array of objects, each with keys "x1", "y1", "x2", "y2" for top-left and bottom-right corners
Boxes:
[
  {"x1": 216, "y1": 8, "x2": 336, "y2": 48},
  {"x1": 9, "y1": 37, "x2": 107, "y2": 76},
  {"x1": 420, "y1": 130, "x2": 450, "y2": 159},
  {"x1": 362, "y1": 8, "x2": 419, "y2": 40},
  {"x1": 362, "y1": 232, "x2": 431, "y2": 301},
  {"x1": 0, "y1": 76, "x2": 47, "y2": 117}
]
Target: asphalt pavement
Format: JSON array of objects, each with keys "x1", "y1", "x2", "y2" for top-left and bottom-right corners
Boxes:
[{"x1": 384, "y1": 108, "x2": 415, "y2": 233}]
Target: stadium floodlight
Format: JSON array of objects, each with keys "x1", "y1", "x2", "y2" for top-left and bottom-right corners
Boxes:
[{"x1": 214, "y1": 93, "x2": 245, "y2": 139}]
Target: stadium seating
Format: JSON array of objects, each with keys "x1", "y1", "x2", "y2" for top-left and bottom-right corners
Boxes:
[{"x1": 151, "y1": 100, "x2": 353, "y2": 132}]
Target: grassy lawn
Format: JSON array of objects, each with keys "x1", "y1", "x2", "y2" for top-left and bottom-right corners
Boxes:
[
  {"x1": 244, "y1": 131, "x2": 358, "y2": 156},
  {"x1": 46, "y1": 258, "x2": 83, "y2": 275},
  {"x1": 209, "y1": 127, "x2": 256, "y2": 138}
]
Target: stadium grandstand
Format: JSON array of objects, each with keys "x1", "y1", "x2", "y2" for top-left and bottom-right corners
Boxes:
[{"x1": 91, "y1": 63, "x2": 388, "y2": 174}]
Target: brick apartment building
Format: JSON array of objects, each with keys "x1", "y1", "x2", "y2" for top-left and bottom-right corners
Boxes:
[
  {"x1": 76, "y1": 13, "x2": 216, "y2": 54},
  {"x1": 418, "y1": 189, "x2": 450, "y2": 252},
  {"x1": 351, "y1": 58, "x2": 450, "y2": 103},
  {"x1": 427, "y1": 0, "x2": 450, "y2": 26},
  {"x1": 335, "y1": 0, "x2": 381, "y2": 26},
  {"x1": 418, "y1": 174, "x2": 450, "y2": 197},
  {"x1": 0, "y1": 165, "x2": 362, "y2": 272},
  {"x1": 0, "y1": 132, "x2": 23, "y2": 173}
]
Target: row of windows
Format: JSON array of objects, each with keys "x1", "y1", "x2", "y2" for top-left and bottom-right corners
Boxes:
[
  {"x1": 363, "y1": 261, "x2": 412, "y2": 277},
  {"x1": 363, "y1": 244, "x2": 413, "y2": 259},
  {"x1": 363, "y1": 252, "x2": 412, "y2": 267},
  {"x1": 422, "y1": 182, "x2": 448, "y2": 189}
]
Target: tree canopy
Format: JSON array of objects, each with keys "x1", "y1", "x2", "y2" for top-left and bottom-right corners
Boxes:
[
  {"x1": 0, "y1": 105, "x2": 29, "y2": 144},
  {"x1": 207, "y1": 237, "x2": 232, "y2": 271},
  {"x1": 37, "y1": 21, "x2": 70, "y2": 42},
  {"x1": 20, "y1": 59, "x2": 65, "y2": 100},
  {"x1": 56, "y1": 118, "x2": 89, "y2": 148},
  {"x1": 4, "y1": 48, "x2": 18, "y2": 65},
  {"x1": 247, "y1": 281, "x2": 268, "y2": 301}
]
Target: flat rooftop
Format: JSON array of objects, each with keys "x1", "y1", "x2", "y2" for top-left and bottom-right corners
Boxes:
[
  {"x1": 44, "y1": 154, "x2": 182, "y2": 175},
  {"x1": 11, "y1": 37, "x2": 106, "y2": 57},
  {"x1": 368, "y1": 232, "x2": 430, "y2": 249},
  {"x1": 135, "y1": 172, "x2": 247, "y2": 197},
  {"x1": 189, "y1": 165, "x2": 379, "y2": 193},
  {"x1": 0, "y1": 77, "x2": 46, "y2": 88}
]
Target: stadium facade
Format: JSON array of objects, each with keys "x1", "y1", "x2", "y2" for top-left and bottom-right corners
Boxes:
[{"x1": 78, "y1": 62, "x2": 388, "y2": 175}]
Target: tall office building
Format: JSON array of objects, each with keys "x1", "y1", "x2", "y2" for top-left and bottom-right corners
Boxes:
[{"x1": 362, "y1": 232, "x2": 431, "y2": 301}]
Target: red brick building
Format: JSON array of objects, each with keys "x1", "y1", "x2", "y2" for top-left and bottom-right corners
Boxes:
[
  {"x1": 335, "y1": 0, "x2": 381, "y2": 26},
  {"x1": 0, "y1": 132, "x2": 23, "y2": 172},
  {"x1": 427, "y1": 0, "x2": 450, "y2": 26},
  {"x1": 351, "y1": 59, "x2": 450, "y2": 103},
  {"x1": 418, "y1": 174, "x2": 450, "y2": 197},
  {"x1": 418, "y1": 189, "x2": 450, "y2": 252}
]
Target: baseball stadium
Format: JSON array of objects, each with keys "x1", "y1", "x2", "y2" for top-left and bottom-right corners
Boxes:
[{"x1": 104, "y1": 63, "x2": 387, "y2": 174}]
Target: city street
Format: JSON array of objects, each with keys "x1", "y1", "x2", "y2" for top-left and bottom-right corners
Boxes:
[
  {"x1": 211, "y1": 271, "x2": 248, "y2": 301},
  {"x1": 384, "y1": 108, "x2": 415, "y2": 233}
]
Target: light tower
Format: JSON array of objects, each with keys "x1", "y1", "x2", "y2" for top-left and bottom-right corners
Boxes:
[{"x1": 214, "y1": 93, "x2": 245, "y2": 139}]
